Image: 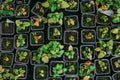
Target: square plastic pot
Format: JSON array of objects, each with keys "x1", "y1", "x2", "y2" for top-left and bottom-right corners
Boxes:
[
  {"x1": 79, "y1": 62, "x2": 95, "y2": 78},
  {"x1": 30, "y1": 16, "x2": 45, "y2": 30},
  {"x1": 14, "y1": 34, "x2": 28, "y2": 49},
  {"x1": 64, "y1": 75, "x2": 79, "y2": 80},
  {"x1": 50, "y1": 61, "x2": 65, "y2": 77},
  {"x1": 97, "y1": 11, "x2": 110, "y2": 25},
  {"x1": 80, "y1": 45, "x2": 95, "y2": 60},
  {"x1": 0, "y1": 37, "x2": 14, "y2": 52},
  {"x1": 15, "y1": 49, "x2": 30, "y2": 64},
  {"x1": 0, "y1": 53, "x2": 14, "y2": 67},
  {"x1": 16, "y1": 0, "x2": 30, "y2": 4},
  {"x1": 110, "y1": 57, "x2": 120, "y2": 72},
  {"x1": 112, "y1": 42, "x2": 120, "y2": 56},
  {"x1": 31, "y1": 2, "x2": 47, "y2": 17},
  {"x1": 0, "y1": 21, "x2": 15, "y2": 35},
  {"x1": 30, "y1": 31, "x2": 44, "y2": 46},
  {"x1": 80, "y1": 0, "x2": 95, "y2": 13},
  {"x1": 112, "y1": 72, "x2": 120, "y2": 80},
  {"x1": 15, "y1": 5, "x2": 30, "y2": 18},
  {"x1": 81, "y1": 29, "x2": 96, "y2": 44},
  {"x1": 13, "y1": 64, "x2": 28, "y2": 80},
  {"x1": 64, "y1": 30, "x2": 78, "y2": 45},
  {"x1": 110, "y1": 26, "x2": 120, "y2": 40},
  {"x1": 95, "y1": 59, "x2": 110, "y2": 75},
  {"x1": 65, "y1": 0, "x2": 79, "y2": 12},
  {"x1": 96, "y1": 26, "x2": 111, "y2": 40},
  {"x1": 16, "y1": 19, "x2": 30, "y2": 33},
  {"x1": 63, "y1": 47, "x2": 79, "y2": 61},
  {"x1": 48, "y1": 26, "x2": 62, "y2": 40},
  {"x1": 34, "y1": 65, "x2": 48, "y2": 80},
  {"x1": 96, "y1": 76, "x2": 111, "y2": 80},
  {"x1": 64, "y1": 15, "x2": 79, "y2": 29},
  {"x1": 81, "y1": 13, "x2": 96, "y2": 28},
  {"x1": 65, "y1": 61, "x2": 78, "y2": 75}
]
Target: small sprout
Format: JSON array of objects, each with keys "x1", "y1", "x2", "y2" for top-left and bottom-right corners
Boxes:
[
  {"x1": 6, "y1": 40, "x2": 11, "y2": 47},
  {"x1": 14, "y1": 68, "x2": 25, "y2": 78},
  {"x1": 4, "y1": 56, "x2": 9, "y2": 62},
  {"x1": 69, "y1": 35, "x2": 75, "y2": 42},
  {"x1": 84, "y1": 32, "x2": 94, "y2": 40},
  {"x1": 47, "y1": 12, "x2": 63, "y2": 25},
  {"x1": 16, "y1": 34, "x2": 26, "y2": 47},
  {"x1": 95, "y1": 40, "x2": 113, "y2": 58},
  {"x1": 82, "y1": 46, "x2": 93, "y2": 60},
  {"x1": 111, "y1": 26, "x2": 120, "y2": 39},
  {"x1": 53, "y1": 28, "x2": 61, "y2": 37},
  {"x1": 79, "y1": 61, "x2": 95, "y2": 77},
  {"x1": 31, "y1": 17, "x2": 43, "y2": 27},
  {"x1": 52, "y1": 63, "x2": 67, "y2": 78},
  {"x1": 98, "y1": 60, "x2": 108, "y2": 72},
  {"x1": 39, "y1": 70, "x2": 45, "y2": 77},
  {"x1": 17, "y1": 6, "x2": 28, "y2": 16},
  {"x1": 16, "y1": 20, "x2": 30, "y2": 31},
  {"x1": 32, "y1": 32, "x2": 42, "y2": 44},
  {"x1": 114, "y1": 45, "x2": 120, "y2": 56},
  {"x1": 18, "y1": 51, "x2": 28, "y2": 61},
  {"x1": 67, "y1": 0, "x2": 77, "y2": 9},
  {"x1": 64, "y1": 45, "x2": 75, "y2": 59},
  {"x1": 114, "y1": 60, "x2": 120, "y2": 68},
  {"x1": 98, "y1": 27, "x2": 109, "y2": 38}
]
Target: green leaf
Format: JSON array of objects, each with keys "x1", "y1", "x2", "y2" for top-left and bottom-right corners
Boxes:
[
  {"x1": 98, "y1": 51, "x2": 106, "y2": 58},
  {"x1": 23, "y1": 22, "x2": 30, "y2": 27},
  {"x1": 42, "y1": 1, "x2": 50, "y2": 8},
  {"x1": 60, "y1": 1, "x2": 69, "y2": 8},
  {"x1": 51, "y1": 4, "x2": 57, "y2": 12}
]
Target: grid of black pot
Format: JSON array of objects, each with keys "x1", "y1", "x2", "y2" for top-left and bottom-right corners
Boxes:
[{"x1": 0, "y1": 0, "x2": 119, "y2": 80}]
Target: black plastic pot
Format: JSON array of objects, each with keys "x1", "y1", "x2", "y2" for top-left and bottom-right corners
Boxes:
[
  {"x1": 112, "y1": 72, "x2": 120, "y2": 80},
  {"x1": 14, "y1": 34, "x2": 28, "y2": 49},
  {"x1": 81, "y1": 29, "x2": 96, "y2": 44},
  {"x1": 65, "y1": 61, "x2": 78, "y2": 75},
  {"x1": 63, "y1": 47, "x2": 78, "y2": 61},
  {"x1": 48, "y1": 77, "x2": 62, "y2": 80},
  {"x1": 64, "y1": 30, "x2": 78, "y2": 45},
  {"x1": 95, "y1": 59, "x2": 110, "y2": 75},
  {"x1": 64, "y1": 15, "x2": 79, "y2": 29},
  {"x1": 81, "y1": 14, "x2": 96, "y2": 28},
  {"x1": 1, "y1": 37, "x2": 14, "y2": 52},
  {"x1": 31, "y1": 2, "x2": 47, "y2": 17},
  {"x1": 30, "y1": 31, "x2": 44, "y2": 46},
  {"x1": 16, "y1": 19, "x2": 30, "y2": 33},
  {"x1": 112, "y1": 42, "x2": 120, "y2": 56},
  {"x1": 80, "y1": 45, "x2": 95, "y2": 60},
  {"x1": 97, "y1": 11, "x2": 110, "y2": 25},
  {"x1": 50, "y1": 61, "x2": 64, "y2": 77},
  {"x1": 65, "y1": 0, "x2": 79, "y2": 12},
  {"x1": 0, "y1": 53, "x2": 14, "y2": 67},
  {"x1": 34, "y1": 65, "x2": 48, "y2": 80},
  {"x1": 13, "y1": 64, "x2": 28, "y2": 79},
  {"x1": 79, "y1": 63, "x2": 95, "y2": 78},
  {"x1": 95, "y1": 42, "x2": 111, "y2": 58},
  {"x1": 48, "y1": 26, "x2": 62, "y2": 40},
  {"x1": 30, "y1": 16, "x2": 45, "y2": 30},
  {"x1": 16, "y1": 0, "x2": 30, "y2": 4},
  {"x1": 96, "y1": 76, "x2": 111, "y2": 80},
  {"x1": 0, "y1": 21, "x2": 15, "y2": 35},
  {"x1": 110, "y1": 57, "x2": 120, "y2": 72},
  {"x1": 110, "y1": 26, "x2": 120, "y2": 40},
  {"x1": 65, "y1": 75, "x2": 79, "y2": 80},
  {"x1": 97, "y1": 26, "x2": 111, "y2": 40},
  {"x1": 80, "y1": 0, "x2": 95, "y2": 13},
  {"x1": 15, "y1": 49, "x2": 30, "y2": 64},
  {"x1": 15, "y1": 5, "x2": 30, "y2": 18},
  {"x1": 0, "y1": 3, "x2": 15, "y2": 18}
]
